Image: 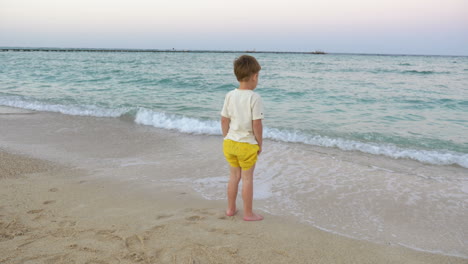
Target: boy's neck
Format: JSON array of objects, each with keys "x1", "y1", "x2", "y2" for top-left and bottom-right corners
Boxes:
[{"x1": 238, "y1": 82, "x2": 256, "y2": 91}]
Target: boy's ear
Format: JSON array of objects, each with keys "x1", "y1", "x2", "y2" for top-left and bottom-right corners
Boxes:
[{"x1": 252, "y1": 73, "x2": 259, "y2": 82}]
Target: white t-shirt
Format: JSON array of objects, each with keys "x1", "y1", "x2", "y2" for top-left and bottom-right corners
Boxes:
[{"x1": 221, "y1": 89, "x2": 264, "y2": 144}]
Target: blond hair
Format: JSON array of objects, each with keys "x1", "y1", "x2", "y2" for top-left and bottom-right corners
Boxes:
[{"x1": 233, "y1": 55, "x2": 261, "y2": 82}]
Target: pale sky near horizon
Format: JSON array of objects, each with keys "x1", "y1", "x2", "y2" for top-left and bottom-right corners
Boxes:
[{"x1": 1, "y1": 0, "x2": 467, "y2": 55}]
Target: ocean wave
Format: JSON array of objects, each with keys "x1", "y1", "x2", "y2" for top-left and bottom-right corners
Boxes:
[
  {"x1": 370, "y1": 69, "x2": 449, "y2": 75},
  {"x1": 133, "y1": 108, "x2": 468, "y2": 168},
  {"x1": 134, "y1": 108, "x2": 220, "y2": 135},
  {"x1": 264, "y1": 127, "x2": 468, "y2": 168},
  {"x1": 402, "y1": 70, "x2": 451, "y2": 75},
  {"x1": 1, "y1": 96, "x2": 467, "y2": 168}
]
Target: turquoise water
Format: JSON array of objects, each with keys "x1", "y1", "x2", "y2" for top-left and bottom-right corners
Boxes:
[{"x1": 1, "y1": 51, "x2": 467, "y2": 167}]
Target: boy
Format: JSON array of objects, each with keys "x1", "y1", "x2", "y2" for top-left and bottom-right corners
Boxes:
[{"x1": 220, "y1": 55, "x2": 264, "y2": 221}]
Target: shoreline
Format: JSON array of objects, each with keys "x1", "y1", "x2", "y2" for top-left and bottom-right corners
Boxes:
[
  {"x1": 1, "y1": 106, "x2": 467, "y2": 263},
  {"x1": 1, "y1": 97, "x2": 466, "y2": 168}
]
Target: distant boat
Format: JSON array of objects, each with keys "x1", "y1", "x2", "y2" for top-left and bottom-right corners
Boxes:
[{"x1": 309, "y1": 50, "x2": 326, "y2": 54}]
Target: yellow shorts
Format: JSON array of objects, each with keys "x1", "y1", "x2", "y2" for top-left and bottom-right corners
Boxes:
[{"x1": 223, "y1": 139, "x2": 259, "y2": 170}]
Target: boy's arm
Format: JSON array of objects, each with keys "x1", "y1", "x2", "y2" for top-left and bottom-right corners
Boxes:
[
  {"x1": 221, "y1": 116, "x2": 230, "y2": 138},
  {"x1": 252, "y1": 119, "x2": 263, "y2": 154}
]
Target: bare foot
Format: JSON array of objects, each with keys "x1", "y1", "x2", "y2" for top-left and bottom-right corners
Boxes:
[
  {"x1": 243, "y1": 213, "x2": 263, "y2": 221},
  {"x1": 226, "y1": 209, "x2": 237, "y2": 216}
]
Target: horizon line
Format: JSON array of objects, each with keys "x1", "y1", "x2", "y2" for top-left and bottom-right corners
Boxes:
[{"x1": 1, "y1": 46, "x2": 466, "y2": 57}]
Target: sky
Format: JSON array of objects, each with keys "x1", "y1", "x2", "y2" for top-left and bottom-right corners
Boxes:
[{"x1": 1, "y1": 0, "x2": 467, "y2": 55}]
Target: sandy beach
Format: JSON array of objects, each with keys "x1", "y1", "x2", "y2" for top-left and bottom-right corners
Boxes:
[{"x1": 1, "y1": 107, "x2": 467, "y2": 264}]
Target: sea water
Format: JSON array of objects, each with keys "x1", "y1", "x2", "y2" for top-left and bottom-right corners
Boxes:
[
  {"x1": 1, "y1": 51, "x2": 467, "y2": 167},
  {"x1": 1, "y1": 50, "x2": 467, "y2": 257}
]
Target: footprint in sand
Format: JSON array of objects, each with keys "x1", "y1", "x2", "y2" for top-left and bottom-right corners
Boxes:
[
  {"x1": 186, "y1": 215, "x2": 205, "y2": 222},
  {"x1": 208, "y1": 228, "x2": 229, "y2": 234},
  {"x1": 194, "y1": 209, "x2": 216, "y2": 216},
  {"x1": 46, "y1": 254, "x2": 72, "y2": 264},
  {"x1": 49, "y1": 188, "x2": 59, "y2": 192},
  {"x1": 95, "y1": 229, "x2": 123, "y2": 242},
  {"x1": 79, "y1": 246, "x2": 100, "y2": 253},
  {"x1": 155, "y1": 214, "x2": 173, "y2": 220},
  {"x1": 124, "y1": 235, "x2": 155, "y2": 263},
  {"x1": 27, "y1": 209, "x2": 44, "y2": 214},
  {"x1": 43, "y1": 200, "x2": 56, "y2": 205},
  {"x1": 207, "y1": 227, "x2": 242, "y2": 236},
  {"x1": 142, "y1": 225, "x2": 165, "y2": 241},
  {"x1": 58, "y1": 220, "x2": 76, "y2": 227},
  {"x1": 68, "y1": 244, "x2": 100, "y2": 254},
  {"x1": 125, "y1": 235, "x2": 144, "y2": 252}
]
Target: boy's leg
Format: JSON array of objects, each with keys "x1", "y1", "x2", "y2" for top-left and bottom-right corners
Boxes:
[
  {"x1": 226, "y1": 166, "x2": 241, "y2": 216},
  {"x1": 241, "y1": 165, "x2": 263, "y2": 221}
]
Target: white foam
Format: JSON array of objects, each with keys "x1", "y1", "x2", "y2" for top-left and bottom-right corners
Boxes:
[
  {"x1": 0, "y1": 106, "x2": 35, "y2": 114},
  {"x1": 264, "y1": 127, "x2": 468, "y2": 168},
  {"x1": 462, "y1": 183, "x2": 468, "y2": 194},
  {"x1": 396, "y1": 242, "x2": 468, "y2": 259},
  {"x1": 0, "y1": 96, "x2": 127, "y2": 117},
  {"x1": 134, "y1": 108, "x2": 220, "y2": 135}
]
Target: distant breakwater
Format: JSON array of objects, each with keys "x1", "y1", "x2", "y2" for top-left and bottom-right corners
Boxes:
[{"x1": 0, "y1": 47, "x2": 326, "y2": 55}]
